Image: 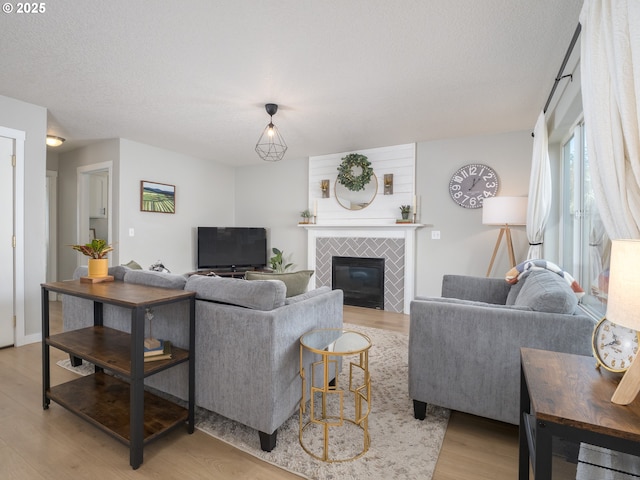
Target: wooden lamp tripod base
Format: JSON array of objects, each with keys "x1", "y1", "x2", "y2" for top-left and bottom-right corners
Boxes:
[{"x1": 486, "y1": 224, "x2": 516, "y2": 277}]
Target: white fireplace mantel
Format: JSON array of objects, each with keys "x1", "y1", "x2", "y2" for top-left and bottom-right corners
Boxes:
[{"x1": 301, "y1": 223, "x2": 424, "y2": 313}]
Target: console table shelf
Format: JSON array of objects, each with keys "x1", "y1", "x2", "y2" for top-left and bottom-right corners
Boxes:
[
  {"x1": 47, "y1": 326, "x2": 190, "y2": 377},
  {"x1": 41, "y1": 279, "x2": 196, "y2": 470},
  {"x1": 48, "y1": 372, "x2": 188, "y2": 444}
]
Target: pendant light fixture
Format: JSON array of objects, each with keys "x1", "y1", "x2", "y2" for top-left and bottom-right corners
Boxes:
[{"x1": 255, "y1": 103, "x2": 287, "y2": 162}]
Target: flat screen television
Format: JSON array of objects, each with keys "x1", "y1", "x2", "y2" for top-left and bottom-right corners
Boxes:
[{"x1": 197, "y1": 227, "x2": 267, "y2": 270}]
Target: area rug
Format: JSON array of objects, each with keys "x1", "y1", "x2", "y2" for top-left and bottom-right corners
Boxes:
[{"x1": 57, "y1": 323, "x2": 450, "y2": 480}]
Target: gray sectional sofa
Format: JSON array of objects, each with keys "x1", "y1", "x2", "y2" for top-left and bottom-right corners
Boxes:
[
  {"x1": 408, "y1": 269, "x2": 596, "y2": 425},
  {"x1": 62, "y1": 266, "x2": 343, "y2": 451}
]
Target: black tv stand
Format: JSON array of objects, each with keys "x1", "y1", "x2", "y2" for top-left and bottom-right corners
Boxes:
[{"x1": 189, "y1": 267, "x2": 269, "y2": 279}]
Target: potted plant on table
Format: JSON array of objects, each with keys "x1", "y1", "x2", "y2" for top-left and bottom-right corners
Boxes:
[{"x1": 70, "y1": 238, "x2": 114, "y2": 278}]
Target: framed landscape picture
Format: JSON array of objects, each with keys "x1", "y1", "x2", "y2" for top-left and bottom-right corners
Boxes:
[{"x1": 140, "y1": 181, "x2": 176, "y2": 213}]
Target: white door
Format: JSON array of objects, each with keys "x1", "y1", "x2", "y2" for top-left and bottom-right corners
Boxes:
[{"x1": 0, "y1": 136, "x2": 15, "y2": 347}]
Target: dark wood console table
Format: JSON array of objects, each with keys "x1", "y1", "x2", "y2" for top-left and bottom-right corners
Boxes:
[
  {"x1": 41, "y1": 280, "x2": 196, "y2": 469},
  {"x1": 519, "y1": 347, "x2": 640, "y2": 479}
]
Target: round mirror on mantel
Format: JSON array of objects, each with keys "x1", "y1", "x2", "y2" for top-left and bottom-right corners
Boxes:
[{"x1": 335, "y1": 172, "x2": 378, "y2": 210}]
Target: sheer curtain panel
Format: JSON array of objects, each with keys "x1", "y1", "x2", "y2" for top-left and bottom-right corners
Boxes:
[
  {"x1": 526, "y1": 111, "x2": 552, "y2": 260},
  {"x1": 580, "y1": 0, "x2": 640, "y2": 239}
]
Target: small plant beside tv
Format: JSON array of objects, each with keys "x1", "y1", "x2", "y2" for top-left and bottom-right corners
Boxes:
[{"x1": 269, "y1": 248, "x2": 294, "y2": 273}]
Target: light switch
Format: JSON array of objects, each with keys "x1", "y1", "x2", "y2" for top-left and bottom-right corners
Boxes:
[{"x1": 129, "y1": 228, "x2": 135, "y2": 237}]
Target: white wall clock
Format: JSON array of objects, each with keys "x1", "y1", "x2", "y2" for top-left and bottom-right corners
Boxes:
[{"x1": 448, "y1": 164, "x2": 499, "y2": 209}]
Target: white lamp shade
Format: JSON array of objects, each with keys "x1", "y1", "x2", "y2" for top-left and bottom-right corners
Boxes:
[
  {"x1": 606, "y1": 239, "x2": 640, "y2": 330},
  {"x1": 482, "y1": 196, "x2": 528, "y2": 225}
]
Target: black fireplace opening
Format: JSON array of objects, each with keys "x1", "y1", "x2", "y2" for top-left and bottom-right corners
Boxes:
[{"x1": 332, "y1": 256, "x2": 384, "y2": 310}]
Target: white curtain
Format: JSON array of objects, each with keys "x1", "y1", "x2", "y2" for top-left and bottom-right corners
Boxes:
[
  {"x1": 526, "y1": 111, "x2": 552, "y2": 260},
  {"x1": 580, "y1": 0, "x2": 640, "y2": 240}
]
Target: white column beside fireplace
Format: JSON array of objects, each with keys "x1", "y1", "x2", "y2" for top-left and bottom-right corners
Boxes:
[{"x1": 301, "y1": 224, "x2": 423, "y2": 313}]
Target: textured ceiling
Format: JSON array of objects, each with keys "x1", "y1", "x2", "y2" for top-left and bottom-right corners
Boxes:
[{"x1": 0, "y1": 0, "x2": 583, "y2": 166}]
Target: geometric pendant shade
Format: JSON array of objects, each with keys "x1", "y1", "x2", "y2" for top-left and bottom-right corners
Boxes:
[{"x1": 255, "y1": 103, "x2": 287, "y2": 162}]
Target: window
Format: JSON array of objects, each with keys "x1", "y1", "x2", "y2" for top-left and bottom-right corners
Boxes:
[{"x1": 561, "y1": 122, "x2": 610, "y2": 317}]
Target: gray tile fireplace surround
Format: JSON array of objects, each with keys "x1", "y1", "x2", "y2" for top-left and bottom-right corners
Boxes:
[{"x1": 315, "y1": 237, "x2": 405, "y2": 312}]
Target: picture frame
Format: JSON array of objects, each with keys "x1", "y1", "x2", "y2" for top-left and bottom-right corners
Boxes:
[{"x1": 140, "y1": 180, "x2": 175, "y2": 214}]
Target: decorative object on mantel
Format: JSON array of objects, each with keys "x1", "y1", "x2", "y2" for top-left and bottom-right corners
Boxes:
[
  {"x1": 69, "y1": 238, "x2": 114, "y2": 282},
  {"x1": 399, "y1": 205, "x2": 411, "y2": 220},
  {"x1": 384, "y1": 173, "x2": 394, "y2": 195},
  {"x1": 320, "y1": 179, "x2": 330, "y2": 198},
  {"x1": 255, "y1": 103, "x2": 287, "y2": 162},
  {"x1": 337, "y1": 153, "x2": 373, "y2": 192},
  {"x1": 299, "y1": 209, "x2": 312, "y2": 224}
]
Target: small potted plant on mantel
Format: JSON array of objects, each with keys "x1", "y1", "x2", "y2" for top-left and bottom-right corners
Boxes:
[
  {"x1": 399, "y1": 205, "x2": 411, "y2": 221},
  {"x1": 70, "y1": 238, "x2": 114, "y2": 281},
  {"x1": 300, "y1": 209, "x2": 312, "y2": 224}
]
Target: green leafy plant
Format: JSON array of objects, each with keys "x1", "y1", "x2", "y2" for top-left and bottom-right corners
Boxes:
[
  {"x1": 300, "y1": 209, "x2": 312, "y2": 219},
  {"x1": 70, "y1": 239, "x2": 114, "y2": 259},
  {"x1": 336, "y1": 153, "x2": 373, "y2": 192},
  {"x1": 400, "y1": 205, "x2": 411, "y2": 214},
  {"x1": 269, "y1": 248, "x2": 294, "y2": 273}
]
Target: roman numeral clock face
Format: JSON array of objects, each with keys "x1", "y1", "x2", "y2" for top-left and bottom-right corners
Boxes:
[{"x1": 449, "y1": 164, "x2": 499, "y2": 209}]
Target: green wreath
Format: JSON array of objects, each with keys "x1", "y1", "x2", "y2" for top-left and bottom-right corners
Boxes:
[{"x1": 337, "y1": 153, "x2": 373, "y2": 192}]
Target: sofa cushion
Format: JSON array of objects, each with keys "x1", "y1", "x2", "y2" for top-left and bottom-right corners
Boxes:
[
  {"x1": 245, "y1": 270, "x2": 314, "y2": 297},
  {"x1": 185, "y1": 275, "x2": 286, "y2": 310},
  {"x1": 122, "y1": 259, "x2": 143, "y2": 270},
  {"x1": 414, "y1": 296, "x2": 533, "y2": 311},
  {"x1": 513, "y1": 269, "x2": 578, "y2": 314},
  {"x1": 124, "y1": 270, "x2": 187, "y2": 290},
  {"x1": 285, "y1": 286, "x2": 332, "y2": 305}
]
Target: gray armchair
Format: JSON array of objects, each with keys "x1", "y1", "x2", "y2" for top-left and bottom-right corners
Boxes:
[{"x1": 408, "y1": 270, "x2": 596, "y2": 424}]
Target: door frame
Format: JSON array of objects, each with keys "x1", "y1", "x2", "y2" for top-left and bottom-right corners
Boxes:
[
  {"x1": 77, "y1": 162, "x2": 113, "y2": 265},
  {"x1": 0, "y1": 126, "x2": 25, "y2": 347}
]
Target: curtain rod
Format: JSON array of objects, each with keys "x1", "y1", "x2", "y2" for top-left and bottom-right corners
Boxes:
[{"x1": 542, "y1": 23, "x2": 582, "y2": 114}]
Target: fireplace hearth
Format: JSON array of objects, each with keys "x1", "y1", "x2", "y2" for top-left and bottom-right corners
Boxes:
[{"x1": 332, "y1": 256, "x2": 385, "y2": 310}]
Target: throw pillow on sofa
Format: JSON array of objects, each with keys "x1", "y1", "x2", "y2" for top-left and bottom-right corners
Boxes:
[
  {"x1": 245, "y1": 270, "x2": 314, "y2": 297},
  {"x1": 185, "y1": 275, "x2": 286, "y2": 310},
  {"x1": 512, "y1": 269, "x2": 578, "y2": 314}
]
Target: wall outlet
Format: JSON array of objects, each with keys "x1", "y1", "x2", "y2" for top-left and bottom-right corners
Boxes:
[
  {"x1": 431, "y1": 230, "x2": 441, "y2": 240},
  {"x1": 129, "y1": 228, "x2": 135, "y2": 237}
]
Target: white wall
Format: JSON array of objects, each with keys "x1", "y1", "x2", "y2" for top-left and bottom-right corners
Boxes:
[
  {"x1": 234, "y1": 157, "x2": 309, "y2": 271},
  {"x1": 118, "y1": 139, "x2": 235, "y2": 273},
  {"x1": 415, "y1": 130, "x2": 533, "y2": 297},
  {"x1": 0, "y1": 95, "x2": 47, "y2": 339},
  {"x1": 58, "y1": 139, "x2": 120, "y2": 280}
]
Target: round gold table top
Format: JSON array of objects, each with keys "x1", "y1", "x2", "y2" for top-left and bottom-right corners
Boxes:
[{"x1": 300, "y1": 328, "x2": 371, "y2": 355}]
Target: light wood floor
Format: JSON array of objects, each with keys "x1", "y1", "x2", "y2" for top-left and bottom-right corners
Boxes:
[{"x1": 0, "y1": 303, "x2": 525, "y2": 479}]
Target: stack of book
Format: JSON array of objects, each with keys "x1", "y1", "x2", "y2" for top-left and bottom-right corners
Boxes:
[{"x1": 143, "y1": 338, "x2": 172, "y2": 362}]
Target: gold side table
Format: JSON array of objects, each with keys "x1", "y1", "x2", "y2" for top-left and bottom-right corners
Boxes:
[{"x1": 299, "y1": 328, "x2": 372, "y2": 462}]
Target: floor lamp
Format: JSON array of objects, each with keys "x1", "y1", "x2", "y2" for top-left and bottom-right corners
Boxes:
[{"x1": 483, "y1": 196, "x2": 527, "y2": 277}]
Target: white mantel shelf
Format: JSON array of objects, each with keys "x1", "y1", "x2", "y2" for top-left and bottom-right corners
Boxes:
[
  {"x1": 302, "y1": 222, "x2": 424, "y2": 314},
  {"x1": 300, "y1": 223, "x2": 426, "y2": 229}
]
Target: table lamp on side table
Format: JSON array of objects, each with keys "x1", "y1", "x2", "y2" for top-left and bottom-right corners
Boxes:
[{"x1": 607, "y1": 239, "x2": 640, "y2": 405}]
